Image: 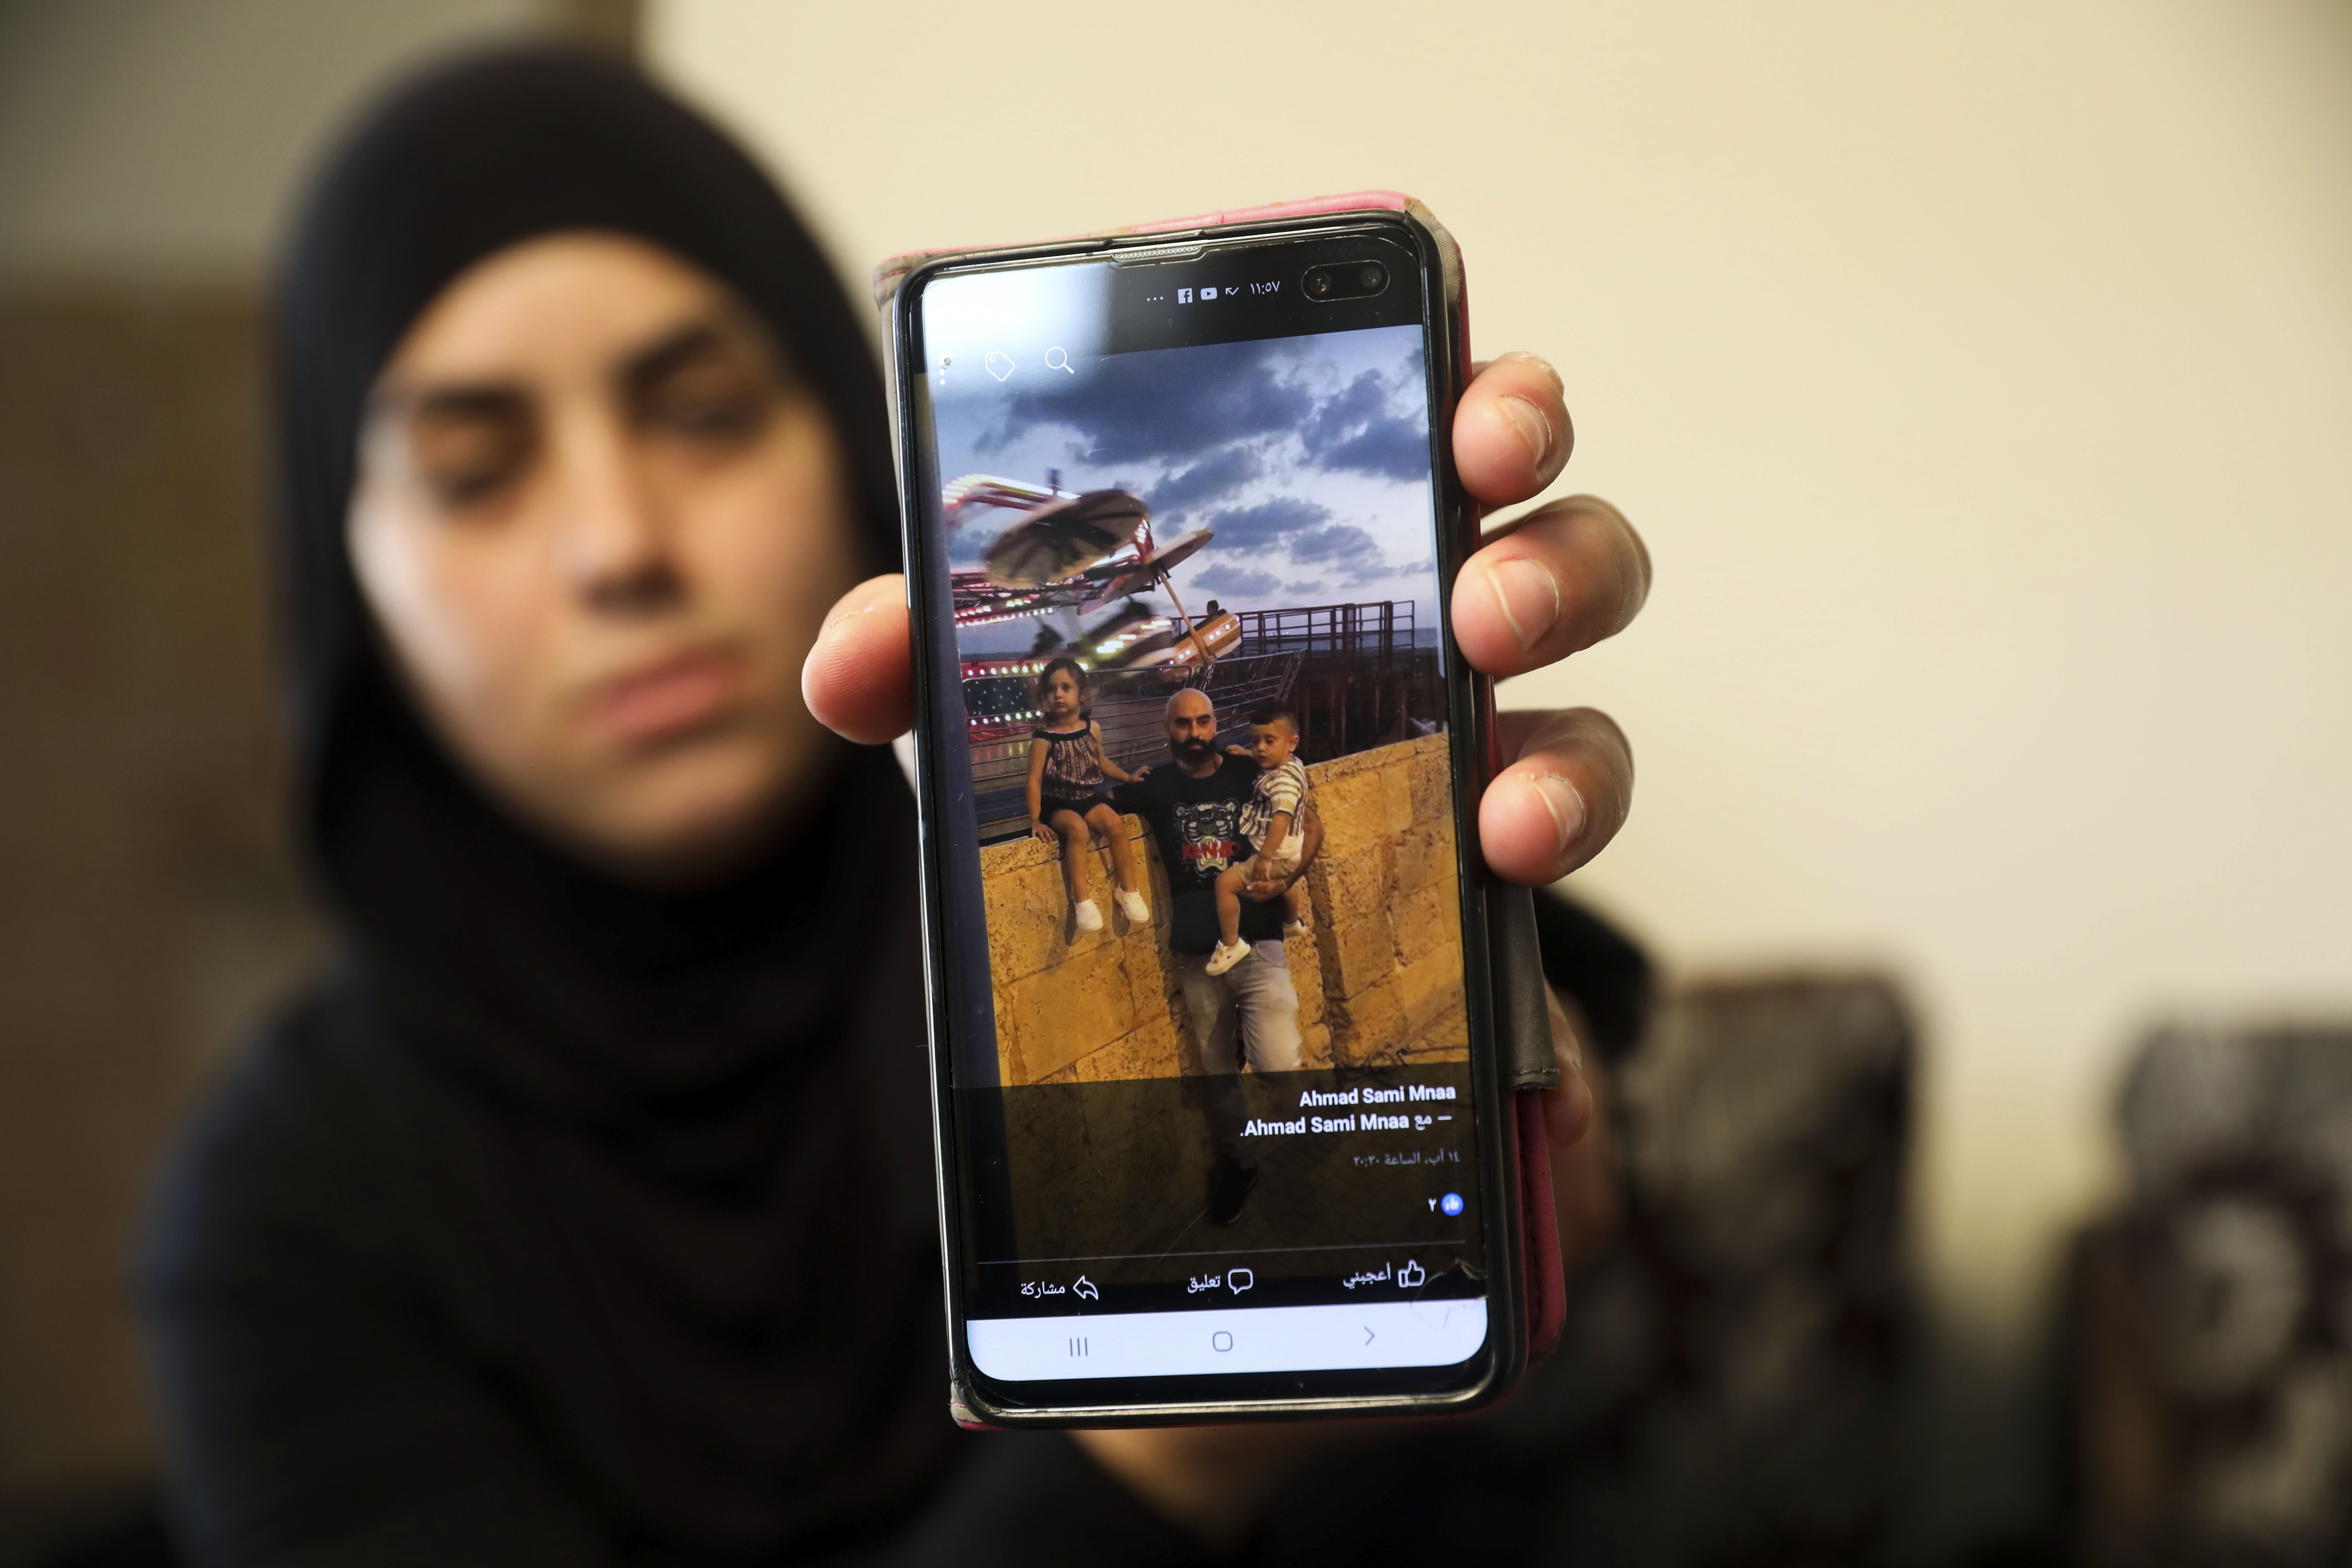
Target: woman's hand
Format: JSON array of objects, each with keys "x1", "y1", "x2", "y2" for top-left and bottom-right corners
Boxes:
[
  {"x1": 1029, "y1": 819, "x2": 1056, "y2": 844},
  {"x1": 1442, "y1": 353, "x2": 1645, "y2": 890}
]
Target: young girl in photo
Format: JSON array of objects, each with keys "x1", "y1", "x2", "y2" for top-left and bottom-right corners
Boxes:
[{"x1": 1026, "y1": 657, "x2": 1148, "y2": 932}]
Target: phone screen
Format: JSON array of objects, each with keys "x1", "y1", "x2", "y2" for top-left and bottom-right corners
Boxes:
[{"x1": 904, "y1": 224, "x2": 1496, "y2": 1406}]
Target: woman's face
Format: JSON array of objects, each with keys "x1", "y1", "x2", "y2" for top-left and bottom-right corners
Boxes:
[{"x1": 349, "y1": 233, "x2": 860, "y2": 884}]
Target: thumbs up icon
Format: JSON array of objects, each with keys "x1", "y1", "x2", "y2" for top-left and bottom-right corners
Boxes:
[{"x1": 1397, "y1": 1259, "x2": 1426, "y2": 1289}]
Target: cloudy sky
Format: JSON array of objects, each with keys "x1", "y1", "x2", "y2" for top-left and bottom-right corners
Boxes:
[{"x1": 929, "y1": 324, "x2": 1438, "y2": 654}]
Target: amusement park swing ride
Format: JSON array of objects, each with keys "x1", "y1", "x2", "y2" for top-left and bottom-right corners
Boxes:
[{"x1": 944, "y1": 472, "x2": 1238, "y2": 678}]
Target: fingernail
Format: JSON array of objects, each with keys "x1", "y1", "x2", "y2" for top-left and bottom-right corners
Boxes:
[
  {"x1": 1522, "y1": 772, "x2": 1587, "y2": 858},
  {"x1": 1498, "y1": 351, "x2": 1566, "y2": 396},
  {"x1": 1498, "y1": 393, "x2": 1555, "y2": 470},
  {"x1": 818, "y1": 596, "x2": 876, "y2": 635},
  {"x1": 1485, "y1": 556, "x2": 1562, "y2": 651}
]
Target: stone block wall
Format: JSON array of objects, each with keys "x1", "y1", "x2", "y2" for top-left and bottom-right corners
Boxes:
[{"x1": 980, "y1": 734, "x2": 1469, "y2": 1086}]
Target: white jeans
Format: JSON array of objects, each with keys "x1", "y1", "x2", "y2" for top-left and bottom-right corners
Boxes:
[{"x1": 1176, "y1": 940, "x2": 1302, "y2": 1074}]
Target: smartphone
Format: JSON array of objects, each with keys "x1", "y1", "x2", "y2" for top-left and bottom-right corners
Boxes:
[{"x1": 882, "y1": 196, "x2": 1551, "y2": 1425}]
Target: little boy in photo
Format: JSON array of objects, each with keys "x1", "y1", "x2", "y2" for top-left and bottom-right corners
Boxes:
[{"x1": 1205, "y1": 705, "x2": 1311, "y2": 976}]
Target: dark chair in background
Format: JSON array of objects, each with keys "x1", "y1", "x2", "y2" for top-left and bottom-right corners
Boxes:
[
  {"x1": 2064, "y1": 1024, "x2": 2352, "y2": 1567},
  {"x1": 1492, "y1": 972, "x2": 1919, "y2": 1566}
]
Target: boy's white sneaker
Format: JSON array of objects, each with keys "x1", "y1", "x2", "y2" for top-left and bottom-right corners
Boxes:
[
  {"x1": 1204, "y1": 938, "x2": 1249, "y2": 977},
  {"x1": 1283, "y1": 916, "x2": 1310, "y2": 938},
  {"x1": 1072, "y1": 898, "x2": 1103, "y2": 932},
  {"x1": 1115, "y1": 888, "x2": 1150, "y2": 924}
]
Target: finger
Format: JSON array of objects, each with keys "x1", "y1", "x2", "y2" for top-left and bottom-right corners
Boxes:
[
  {"x1": 1451, "y1": 496, "x2": 1650, "y2": 680},
  {"x1": 1543, "y1": 988, "x2": 1622, "y2": 1265},
  {"x1": 802, "y1": 574, "x2": 912, "y2": 744},
  {"x1": 1479, "y1": 708, "x2": 1634, "y2": 885},
  {"x1": 1541, "y1": 987, "x2": 1594, "y2": 1149},
  {"x1": 1453, "y1": 352, "x2": 1572, "y2": 505}
]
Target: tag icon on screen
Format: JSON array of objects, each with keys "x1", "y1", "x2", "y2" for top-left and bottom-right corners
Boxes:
[{"x1": 984, "y1": 351, "x2": 1014, "y2": 381}]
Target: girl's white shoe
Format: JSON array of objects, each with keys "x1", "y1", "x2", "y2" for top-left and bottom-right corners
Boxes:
[
  {"x1": 1204, "y1": 938, "x2": 1249, "y2": 977},
  {"x1": 1072, "y1": 898, "x2": 1103, "y2": 932},
  {"x1": 1114, "y1": 888, "x2": 1150, "y2": 924}
]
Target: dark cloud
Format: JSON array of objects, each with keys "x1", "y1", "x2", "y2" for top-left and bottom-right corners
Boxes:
[
  {"x1": 1289, "y1": 523, "x2": 1378, "y2": 562},
  {"x1": 1303, "y1": 369, "x2": 1385, "y2": 443},
  {"x1": 1286, "y1": 579, "x2": 1328, "y2": 597},
  {"x1": 1284, "y1": 524, "x2": 1400, "y2": 588},
  {"x1": 1191, "y1": 565, "x2": 1282, "y2": 599},
  {"x1": 984, "y1": 337, "x2": 1310, "y2": 465},
  {"x1": 1302, "y1": 369, "x2": 1430, "y2": 481},
  {"x1": 1199, "y1": 503, "x2": 1398, "y2": 587},
  {"x1": 1204, "y1": 496, "x2": 1332, "y2": 552},
  {"x1": 1316, "y1": 419, "x2": 1429, "y2": 479},
  {"x1": 1147, "y1": 444, "x2": 1262, "y2": 518}
]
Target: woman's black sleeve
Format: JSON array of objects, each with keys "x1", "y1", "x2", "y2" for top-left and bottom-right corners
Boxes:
[
  {"x1": 1530, "y1": 889, "x2": 1654, "y2": 1064},
  {"x1": 888, "y1": 1434, "x2": 1214, "y2": 1568},
  {"x1": 140, "y1": 1023, "x2": 611, "y2": 1568}
]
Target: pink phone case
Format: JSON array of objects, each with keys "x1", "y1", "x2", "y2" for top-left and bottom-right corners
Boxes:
[{"x1": 878, "y1": 194, "x2": 1564, "y2": 1426}]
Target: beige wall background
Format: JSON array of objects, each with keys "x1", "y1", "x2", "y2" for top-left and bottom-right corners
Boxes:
[
  {"x1": 0, "y1": 0, "x2": 567, "y2": 284},
  {"x1": 648, "y1": 0, "x2": 2352, "y2": 1361}
]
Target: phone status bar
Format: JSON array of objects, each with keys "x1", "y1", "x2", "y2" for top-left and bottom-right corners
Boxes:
[{"x1": 1141, "y1": 281, "x2": 1286, "y2": 305}]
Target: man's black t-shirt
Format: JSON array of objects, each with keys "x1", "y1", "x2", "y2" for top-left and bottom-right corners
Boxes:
[{"x1": 1113, "y1": 756, "x2": 1284, "y2": 956}]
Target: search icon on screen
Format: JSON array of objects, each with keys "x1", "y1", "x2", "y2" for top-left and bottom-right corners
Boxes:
[{"x1": 1044, "y1": 346, "x2": 1073, "y2": 373}]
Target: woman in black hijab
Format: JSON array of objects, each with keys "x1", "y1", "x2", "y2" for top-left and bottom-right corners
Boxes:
[
  {"x1": 142, "y1": 50, "x2": 959, "y2": 1563},
  {"x1": 141, "y1": 43, "x2": 1654, "y2": 1568}
]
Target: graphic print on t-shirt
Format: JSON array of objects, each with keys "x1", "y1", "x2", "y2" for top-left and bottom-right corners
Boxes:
[{"x1": 1172, "y1": 799, "x2": 1242, "y2": 879}]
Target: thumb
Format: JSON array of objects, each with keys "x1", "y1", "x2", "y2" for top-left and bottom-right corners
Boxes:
[{"x1": 803, "y1": 575, "x2": 913, "y2": 745}]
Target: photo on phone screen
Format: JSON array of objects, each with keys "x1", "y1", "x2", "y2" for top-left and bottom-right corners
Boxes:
[{"x1": 903, "y1": 226, "x2": 1501, "y2": 1406}]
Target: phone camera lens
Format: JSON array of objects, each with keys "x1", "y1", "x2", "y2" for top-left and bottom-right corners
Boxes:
[{"x1": 1303, "y1": 260, "x2": 1392, "y2": 303}]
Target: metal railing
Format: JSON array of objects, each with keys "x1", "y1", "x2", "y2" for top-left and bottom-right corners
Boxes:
[{"x1": 1223, "y1": 602, "x2": 1418, "y2": 665}]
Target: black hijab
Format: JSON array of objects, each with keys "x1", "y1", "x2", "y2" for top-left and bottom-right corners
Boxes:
[{"x1": 267, "y1": 48, "x2": 958, "y2": 1557}]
